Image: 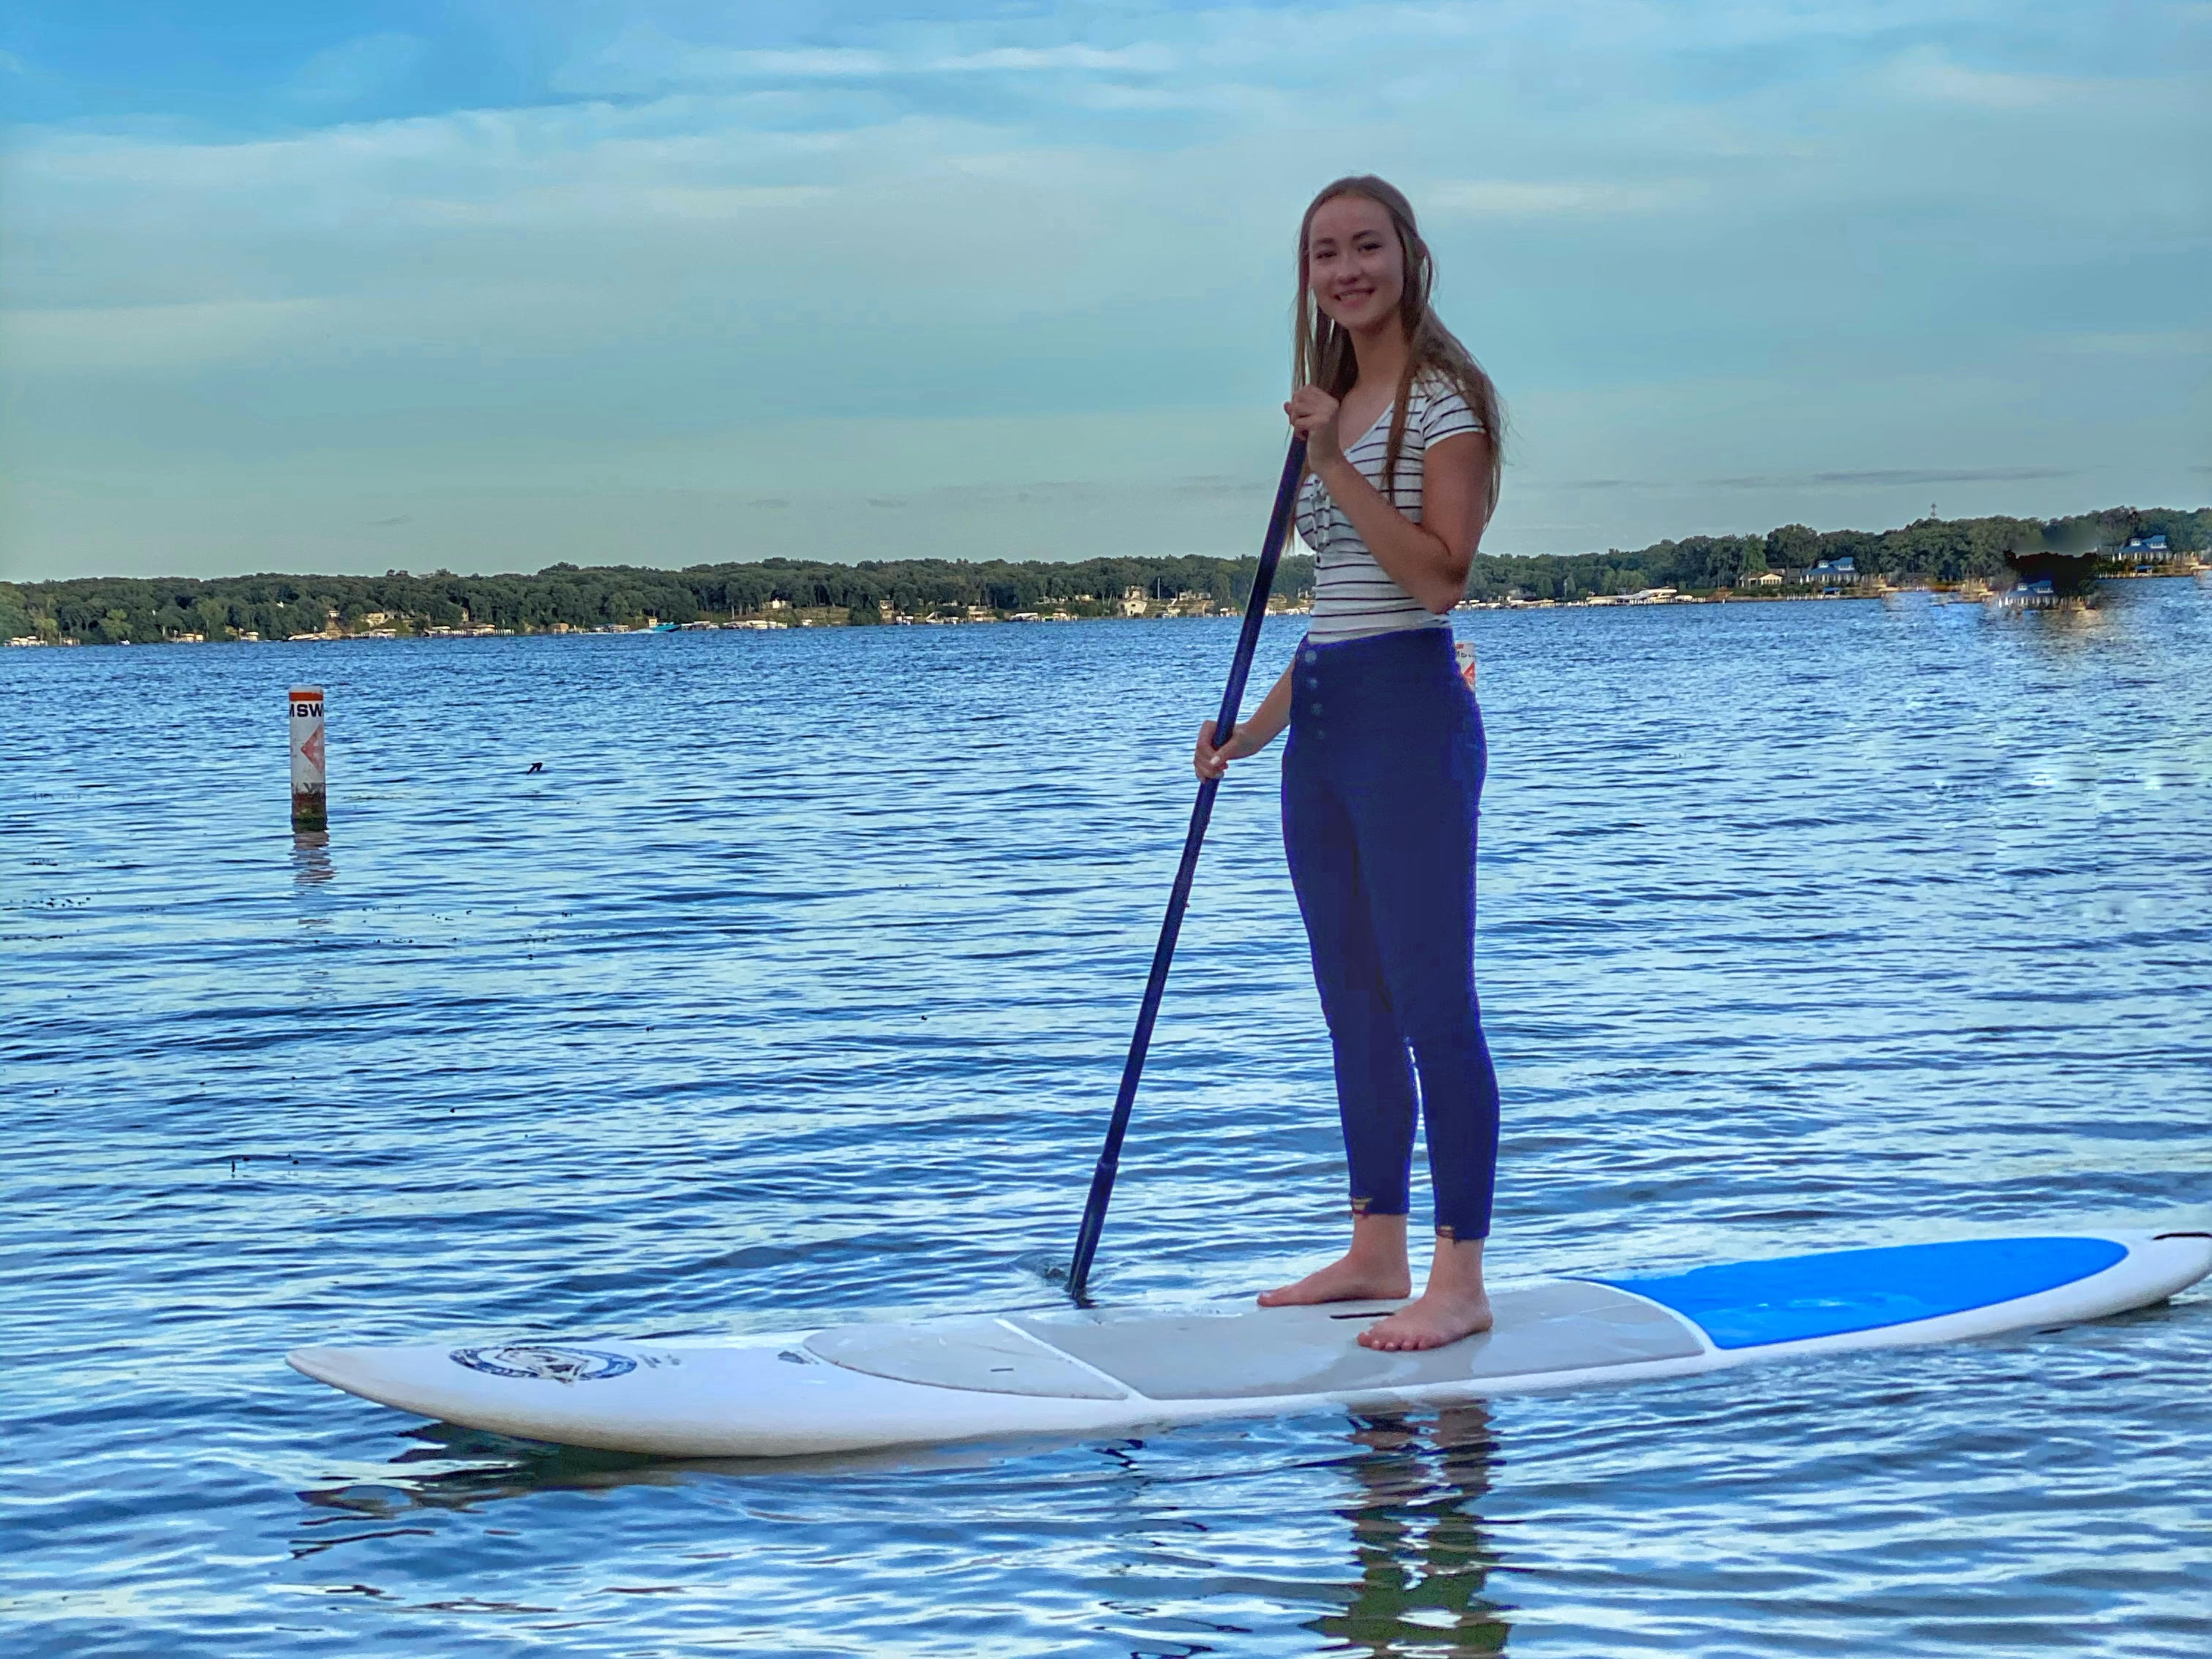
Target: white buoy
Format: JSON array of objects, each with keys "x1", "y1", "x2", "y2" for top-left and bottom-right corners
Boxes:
[{"x1": 290, "y1": 686, "x2": 326, "y2": 831}]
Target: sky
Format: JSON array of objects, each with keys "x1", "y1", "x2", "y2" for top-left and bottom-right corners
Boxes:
[{"x1": 1, "y1": 1, "x2": 2205, "y2": 582}]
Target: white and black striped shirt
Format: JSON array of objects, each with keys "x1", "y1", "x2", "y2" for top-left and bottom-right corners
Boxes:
[{"x1": 1296, "y1": 373, "x2": 1484, "y2": 644}]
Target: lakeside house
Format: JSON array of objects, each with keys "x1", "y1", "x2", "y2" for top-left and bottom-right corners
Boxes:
[
  {"x1": 2113, "y1": 534, "x2": 2172, "y2": 573},
  {"x1": 2004, "y1": 545, "x2": 2101, "y2": 603},
  {"x1": 2001, "y1": 578, "x2": 2062, "y2": 609}
]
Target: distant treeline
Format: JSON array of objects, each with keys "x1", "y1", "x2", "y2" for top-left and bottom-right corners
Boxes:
[
  {"x1": 1458, "y1": 504, "x2": 2209, "y2": 604},
  {"x1": 4, "y1": 505, "x2": 2205, "y2": 644},
  {"x1": 0, "y1": 554, "x2": 1303, "y2": 645}
]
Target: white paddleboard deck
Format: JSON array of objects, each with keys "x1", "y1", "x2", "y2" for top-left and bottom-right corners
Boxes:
[{"x1": 290, "y1": 1230, "x2": 2211, "y2": 1458}]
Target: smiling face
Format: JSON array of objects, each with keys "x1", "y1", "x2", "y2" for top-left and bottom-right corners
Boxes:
[{"x1": 1305, "y1": 192, "x2": 1407, "y2": 335}]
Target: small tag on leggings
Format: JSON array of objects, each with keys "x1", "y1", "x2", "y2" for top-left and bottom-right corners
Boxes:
[{"x1": 1454, "y1": 640, "x2": 1478, "y2": 692}]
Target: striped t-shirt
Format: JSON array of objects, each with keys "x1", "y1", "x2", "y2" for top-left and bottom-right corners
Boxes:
[{"x1": 1296, "y1": 372, "x2": 1485, "y2": 644}]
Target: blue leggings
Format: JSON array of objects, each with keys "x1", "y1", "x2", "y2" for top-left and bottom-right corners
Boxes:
[{"x1": 1281, "y1": 628, "x2": 1500, "y2": 1239}]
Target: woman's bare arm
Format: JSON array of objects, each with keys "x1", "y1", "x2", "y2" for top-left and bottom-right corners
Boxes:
[
  {"x1": 1194, "y1": 663, "x2": 1293, "y2": 779},
  {"x1": 1309, "y1": 429, "x2": 1491, "y2": 612},
  {"x1": 1287, "y1": 383, "x2": 1491, "y2": 614}
]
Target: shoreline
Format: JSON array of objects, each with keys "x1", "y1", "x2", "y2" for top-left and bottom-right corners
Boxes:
[
  {"x1": 7, "y1": 565, "x2": 2202, "y2": 647},
  {"x1": 6, "y1": 504, "x2": 2202, "y2": 647}
]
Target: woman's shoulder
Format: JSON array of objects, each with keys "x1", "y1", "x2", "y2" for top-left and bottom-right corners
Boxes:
[{"x1": 1409, "y1": 369, "x2": 1484, "y2": 442}]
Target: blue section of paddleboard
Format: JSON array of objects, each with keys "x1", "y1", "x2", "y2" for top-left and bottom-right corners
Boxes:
[{"x1": 1592, "y1": 1235, "x2": 2129, "y2": 1350}]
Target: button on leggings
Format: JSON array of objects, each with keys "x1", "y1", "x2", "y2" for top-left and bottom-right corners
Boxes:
[{"x1": 1280, "y1": 627, "x2": 1500, "y2": 1239}]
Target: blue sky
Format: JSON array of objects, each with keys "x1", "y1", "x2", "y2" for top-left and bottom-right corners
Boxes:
[{"x1": 2, "y1": 1, "x2": 2205, "y2": 580}]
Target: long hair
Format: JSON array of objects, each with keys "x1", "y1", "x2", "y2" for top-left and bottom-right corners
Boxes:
[{"x1": 1293, "y1": 175, "x2": 1505, "y2": 511}]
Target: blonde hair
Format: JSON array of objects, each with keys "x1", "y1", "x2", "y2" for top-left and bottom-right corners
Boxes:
[{"x1": 1293, "y1": 175, "x2": 1505, "y2": 511}]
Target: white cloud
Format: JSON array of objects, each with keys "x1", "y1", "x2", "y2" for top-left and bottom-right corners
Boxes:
[
  {"x1": 285, "y1": 32, "x2": 426, "y2": 108},
  {"x1": 573, "y1": 39, "x2": 895, "y2": 89},
  {"x1": 557, "y1": 28, "x2": 1175, "y2": 94},
  {"x1": 0, "y1": 299, "x2": 333, "y2": 372},
  {"x1": 2039, "y1": 329, "x2": 2212, "y2": 358},
  {"x1": 1884, "y1": 45, "x2": 2104, "y2": 108},
  {"x1": 933, "y1": 45, "x2": 1178, "y2": 73},
  {"x1": 1426, "y1": 178, "x2": 1703, "y2": 217}
]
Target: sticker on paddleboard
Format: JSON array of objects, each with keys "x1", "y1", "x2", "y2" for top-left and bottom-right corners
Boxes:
[
  {"x1": 450, "y1": 1344, "x2": 639, "y2": 1383},
  {"x1": 1455, "y1": 640, "x2": 1478, "y2": 692}
]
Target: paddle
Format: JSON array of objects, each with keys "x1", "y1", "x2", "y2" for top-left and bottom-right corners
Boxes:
[{"x1": 1065, "y1": 434, "x2": 1310, "y2": 1300}]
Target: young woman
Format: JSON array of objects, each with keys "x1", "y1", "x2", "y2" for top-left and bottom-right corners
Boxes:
[{"x1": 1195, "y1": 176, "x2": 1504, "y2": 1353}]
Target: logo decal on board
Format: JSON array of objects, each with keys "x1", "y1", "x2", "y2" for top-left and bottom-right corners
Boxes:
[{"x1": 450, "y1": 1344, "x2": 639, "y2": 1383}]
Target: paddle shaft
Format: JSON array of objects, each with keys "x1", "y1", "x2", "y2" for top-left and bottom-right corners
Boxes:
[{"x1": 1066, "y1": 435, "x2": 1309, "y2": 1299}]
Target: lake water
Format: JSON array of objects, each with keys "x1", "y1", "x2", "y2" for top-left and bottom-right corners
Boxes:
[{"x1": 4, "y1": 582, "x2": 2210, "y2": 1658}]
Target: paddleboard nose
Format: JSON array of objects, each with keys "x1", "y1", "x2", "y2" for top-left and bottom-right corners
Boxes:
[
  {"x1": 287, "y1": 1344, "x2": 450, "y2": 1402},
  {"x1": 287, "y1": 1347, "x2": 351, "y2": 1385},
  {"x1": 2147, "y1": 1231, "x2": 2212, "y2": 1284}
]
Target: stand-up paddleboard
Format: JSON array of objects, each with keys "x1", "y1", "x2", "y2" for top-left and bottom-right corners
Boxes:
[{"x1": 290, "y1": 1229, "x2": 2211, "y2": 1459}]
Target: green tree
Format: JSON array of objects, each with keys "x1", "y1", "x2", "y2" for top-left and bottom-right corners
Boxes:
[
  {"x1": 0, "y1": 584, "x2": 34, "y2": 641},
  {"x1": 1764, "y1": 524, "x2": 1818, "y2": 571}
]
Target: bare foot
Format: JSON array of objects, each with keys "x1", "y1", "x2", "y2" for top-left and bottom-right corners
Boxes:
[
  {"x1": 1258, "y1": 1212, "x2": 1412, "y2": 1307},
  {"x1": 1257, "y1": 1252, "x2": 1412, "y2": 1307},
  {"x1": 1357, "y1": 1234, "x2": 1492, "y2": 1350},
  {"x1": 1355, "y1": 1287, "x2": 1493, "y2": 1350}
]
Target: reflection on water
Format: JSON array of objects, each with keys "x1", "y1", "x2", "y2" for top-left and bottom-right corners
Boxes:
[
  {"x1": 290, "y1": 830, "x2": 334, "y2": 887},
  {"x1": 1316, "y1": 1409, "x2": 1511, "y2": 1658},
  {"x1": 294, "y1": 1424, "x2": 677, "y2": 1546},
  {"x1": 293, "y1": 1419, "x2": 1089, "y2": 1527},
  {"x1": 1994, "y1": 595, "x2": 2122, "y2": 647},
  {"x1": 290, "y1": 1407, "x2": 1516, "y2": 1654}
]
